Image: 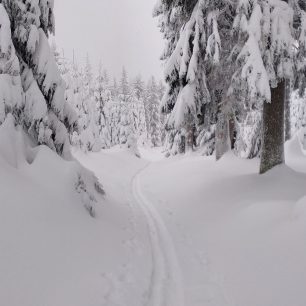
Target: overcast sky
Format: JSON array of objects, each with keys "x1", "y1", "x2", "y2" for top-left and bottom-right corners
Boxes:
[{"x1": 54, "y1": 0, "x2": 164, "y2": 82}]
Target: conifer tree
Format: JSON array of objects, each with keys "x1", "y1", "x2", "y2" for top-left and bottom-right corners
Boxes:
[
  {"x1": 118, "y1": 67, "x2": 135, "y2": 147},
  {"x1": 94, "y1": 64, "x2": 111, "y2": 149},
  {"x1": 107, "y1": 78, "x2": 121, "y2": 146},
  {"x1": 132, "y1": 75, "x2": 147, "y2": 143},
  {"x1": 0, "y1": 4, "x2": 23, "y2": 125},
  {"x1": 157, "y1": 80, "x2": 167, "y2": 144},
  {"x1": 2, "y1": 0, "x2": 77, "y2": 158},
  {"x1": 79, "y1": 55, "x2": 101, "y2": 152},
  {"x1": 0, "y1": 1, "x2": 103, "y2": 215},
  {"x1": 147, "y1": 77, "x2": 162, "y2": 147},
  {"x1": 230, "y1": 0, "x2": 306, "y2": 173},
  {"x1": 155, "y1": 0, "x2": 234, "y2": 155}
]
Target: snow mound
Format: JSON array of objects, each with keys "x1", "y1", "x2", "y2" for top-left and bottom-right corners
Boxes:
[
  {"x1": 286, "y1": 134, "x2": 305, "y2": 159},
  {"x1": 293, "y1": 196, "x2": 306, "y2": 221},
  {"x1": 0, "y1": 115, "x2": 104, "y2": 217},
  {"x1": 0, "y1": 114, "x2": 35, "y2": 167},
  {"x1": 286, "y1": 134, "x2": 306, "y2": 172}
]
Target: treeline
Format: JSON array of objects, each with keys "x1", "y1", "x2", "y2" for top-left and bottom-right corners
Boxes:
[{"x1": 53, "y1": 45, "x2": 165, "y2": 154}]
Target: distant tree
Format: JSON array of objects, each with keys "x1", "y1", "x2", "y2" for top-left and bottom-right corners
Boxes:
[
  {"x1": 111, "y1": 77, "x2": 119, "y2": 99},
  {"x1": 132, "y1": 75, "x2": 147, "y2": 143},
  {"x1": 146, "y1": 77, "x2": 162, "y2": 147},
  {"x1": 157, "y1": 80, "x2": 167, "y2": 143},
  {"x1": 118, "y1": 67, "x2": 134, "y2": 147},
  {"x1": 94, "y1": 64, "x2": 111, "y2": 149}
]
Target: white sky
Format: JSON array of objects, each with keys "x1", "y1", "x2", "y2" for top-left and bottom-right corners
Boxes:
[{"x1": 54, "y1": 0, "x2": 164, "y2": 81}]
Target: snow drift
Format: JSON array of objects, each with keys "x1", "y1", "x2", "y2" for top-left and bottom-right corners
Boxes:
[{"x1": 0, "y1": 115, "x2": 104, "y2": 217}]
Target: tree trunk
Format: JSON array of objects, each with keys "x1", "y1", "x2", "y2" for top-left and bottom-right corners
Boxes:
[
  {"x1": 216, "y1": 112, "x2": 230, "y2": 160},
  {"x1": 179, "y1": 134, "x2": 186, "y2": 154},
  {"x1": 229, "y1": 117, "x2": 236, "y2": 150},
  {"x1": 185, "y1": 113, "x2": 195, "y2": 151},
  {"x1": 285, "y1": 79, "x2": 291, "y2": 142},
  {"x1": 260, "y1": 80, "x2": 285, "y2": 174}
]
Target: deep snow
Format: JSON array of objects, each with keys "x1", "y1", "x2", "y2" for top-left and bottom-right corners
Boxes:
[{"x1": 1, "y1": 132, "x2": 306, "y2": 306}]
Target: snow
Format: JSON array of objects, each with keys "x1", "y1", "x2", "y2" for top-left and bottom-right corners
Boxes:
[
  {"x1": 138, "y1": 141, "x2": 306, "y2": 306},
  {"x1": 236, "y1": 10, "x2": 271, "y2": 102},
  {"x1": 0, "y1": 4, "x2": 12, "y2": 54},
  {"x1": 0, "y1": 118, "x2": 106, "y2": 306},
  {"x1": 2, "y1": 124, "x2": 306, "y2": 305},
  {"x1": 0, "y1": 3, "x2": 23, "y2": 124}
]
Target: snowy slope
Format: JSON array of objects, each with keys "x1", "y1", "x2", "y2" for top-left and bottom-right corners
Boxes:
[
  {"x1": 2, "y1": 126, "x2": 306, "y2": 306},
  {"x1": 0, "y1": 120, "x2": 118, "y2": 306},
  {"x1": 139, "y1": 140, "x2": 306, "y2": 306}
]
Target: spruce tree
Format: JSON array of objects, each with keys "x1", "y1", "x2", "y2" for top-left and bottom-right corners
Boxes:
[
  {"x1": 2, "y1": 0, "x2": 77, "y2": 158},
  {"x1": 230, "y1": 0, "x2": 306, "y2": 173},
  {"x1": 0, "y1": 1, "x2": 103, "y2": 215},
  {"x1": 155, "y1": 0, "x2": 235, "y2": 155},
  {"x1": 118, "y1": 67, "x2": 135, "y2": 147},
  {"x1": 0, "y1": 4, "x2": 23, "y2": 124},
  {"x1": 147, "y1": 77, "x2": 162, "y2": 147},
  {"x1": 94, "y1": 64, "x2": 111, "y2": 149},
  {"x1": 108, "y1": 78, "x2": 121, "y2": 146},
  {"x1": 132, "y1": 75, "x2": 147, "y2": 143}
]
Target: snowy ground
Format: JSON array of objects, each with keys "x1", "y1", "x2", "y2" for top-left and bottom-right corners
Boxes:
[{"x1": 1, "y1": 136, "x2": 306, "y2": 306}]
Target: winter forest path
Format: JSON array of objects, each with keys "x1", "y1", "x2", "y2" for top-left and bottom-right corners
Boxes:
[
  {"x1": 133, "y1": 155, "x2": 236, "y2": 306},
  {"x1": 75, "y1": 148, "x2": 234, "y2": 306},
  {"x1": 131, "y1": 163, "x2": 185, "y2": 306}
]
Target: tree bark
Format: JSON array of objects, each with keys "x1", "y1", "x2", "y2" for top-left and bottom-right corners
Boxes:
[
  {"x1": 215, "y1": 90, "x2": 230, "y2": 160},
  {"x1": 260, "y1": 80, "x2": 285, "y2": 174},
  {"x1": 285, "y1": 79, "x2": 291, "y2": 142},
  {"x1": 216, "y1": 112, "x2": 230, "y2": 160},
  {"x1": 185, "y1": 113, "x2": 195, "y2": 151},
  {"x1": 229, "y1": 117, "x2": 236, "y2": 149}
]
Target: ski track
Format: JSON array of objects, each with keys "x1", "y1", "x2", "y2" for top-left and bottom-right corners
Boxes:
[{"x1": 131, "y1": 163, "x2": 185, "y2": 306}]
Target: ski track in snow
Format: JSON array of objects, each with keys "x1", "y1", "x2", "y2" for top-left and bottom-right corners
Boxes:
[{"x1": 132, "y1": 163, "x2": 185, "y2": 306}]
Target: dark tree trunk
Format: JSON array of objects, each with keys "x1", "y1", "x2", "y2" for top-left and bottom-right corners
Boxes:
[
  {"x1": 216, "y1": 112, "x2": 230, "y2": 160},
  {"x1": 229, "y1": 118, "x2": 236, "y2": 149},
  {"x1": 185, "y1": 113, "x2": 195, "y2": 151},
  {"x1": 260, "y1": 80, "x2": 285, "y2": 174},
  {"x1": 285, "y1": 79, "x2": 291, "y2": 142},
  {"x1": 179, "y1": 134, "x2": 186, "y2": 154},
  {"x1": 215, "y1": 90, "x2": 230, "y2": 161}
]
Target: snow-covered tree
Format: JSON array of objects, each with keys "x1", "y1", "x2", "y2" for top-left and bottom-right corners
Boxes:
[
  {"x1": 118, "y1": 67, "x2": 135, "y2": 147},
  {"x1": 0, "y1": 1, "x2": 103, "y2": 216},
  {"x1": 157, "y1": 80, "x2": 167, "y2": 143},
  {"x1": 94, "y1": 64, "x2": 111, "y2": 149},
  {"x1": 70, "y1": 55, "x2": 101, "y2": 152},
  {"x1": 107, "y1": 78, "x2": 121, "y2": 146},
  {"x1": 155, "y1": 0, "x2": 235, "y2": 156},
  {"x1": 0, "y1": 4, "x2": 23, "y2": 125},
  {"x1": 230, "y1": 0, "x2": 306, "y2": 173},
  {"x1": 154, "y1": 0, "x2": 205, "y2": 153},
  {"x1": 131, "y1": 75, "x2": 147, "y2": 144},
  {"x1": 146, "y1": 77, "x2": 162, "y2": 147},
  {"x1": 111, "y1": 77, "x2": 119, "y2": 99},
  {"x1": 2, "y1": 0, "x2": 77, "y2": 158},
  {"x1": 290, "y1": 89, "x2": 305, "y2": 138}
]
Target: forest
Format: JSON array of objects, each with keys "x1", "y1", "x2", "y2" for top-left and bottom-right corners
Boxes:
[{"x1": 1, "y1": 1, "x2": 306, "y2": 306}]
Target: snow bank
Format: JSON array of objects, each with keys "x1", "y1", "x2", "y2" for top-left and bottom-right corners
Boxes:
[
  {"x1": 3, "y1": 125, "x2": 306, "y2": 306},
  {"x1": 0, "y1": 117, "x2": 113, "y2": 306},
  {"x1": 139, "y1": 147, "x2": 306, "y2": 306},
  {"x1": 0, "y1": 115, "x2": 104, "y2": 217}
]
